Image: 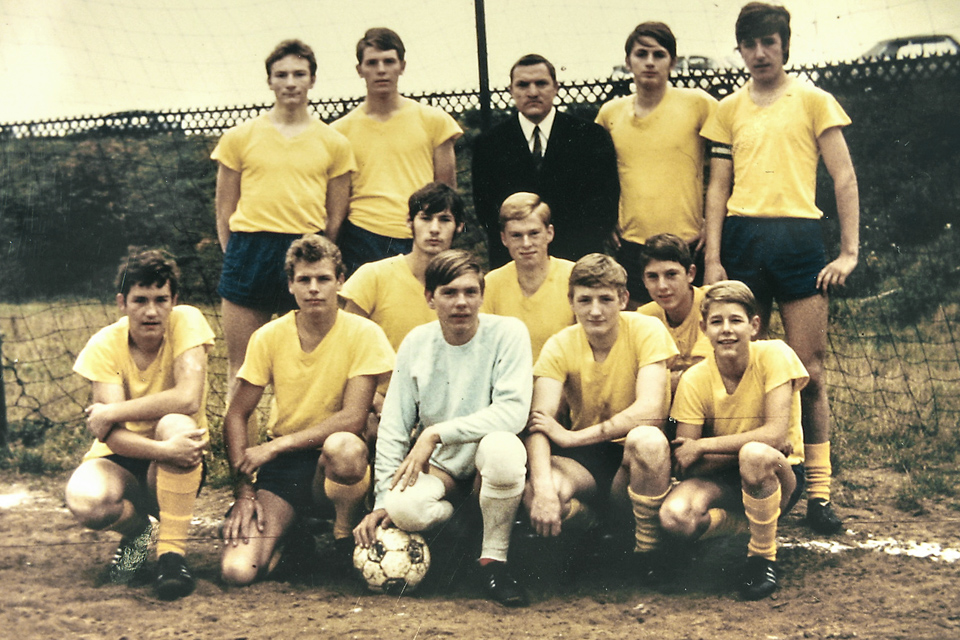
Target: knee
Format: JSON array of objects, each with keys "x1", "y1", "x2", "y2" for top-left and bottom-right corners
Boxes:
[
  {"x1": 221, "y1": 551, "x2": 260, "y2": 587},
  {"x1": 738, "y1": 442, "x2": 781, "y2": 487},
  {"x1": 321, "y1": 432, "x2": 369, "y2": 484},
  {"x1": 476, "y1": 432, "x2": 526, "y2": 486},
  {"x1": 623, "y1": 426, "x2": 670, "y2": 471},
  {"x1": 65, "y1": 475, "x2": 120, "y2": 530},
  {"x1": 658, "y1": 497, "x2": 701, "y2": 539},
  {"x1": 384, "y1": 474, "x2": 448, "y2": 532},
  {"x1": 155, "y1": 413, "x2": 199, "y2": 441}
]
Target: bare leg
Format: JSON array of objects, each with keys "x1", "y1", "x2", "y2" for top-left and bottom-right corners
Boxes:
[{"x1": 221, "y1": 299, "x2": 271, "y2": 443}]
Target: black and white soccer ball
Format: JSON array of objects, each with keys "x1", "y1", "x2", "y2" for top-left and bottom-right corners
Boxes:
[{"x1": 353, "y1": 526, "x2": 431, "y2": 594}]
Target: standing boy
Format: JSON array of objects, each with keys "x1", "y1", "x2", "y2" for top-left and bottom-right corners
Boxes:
[
  {"x1": 213, "y1": 40, "x2": 356, "y2": 439},
  {"x1": 332, "y1": 28, "x2": 462, "y2": 274},
  {"x1": 596, "y1": 22, "x2": 717, "y2": 306},
  {"x1": 481, "y1": 192, "x2": 575, "y2": 360},
  {"x1": 220, "y1": 235, "x2": 394, "y2": 586},
  {"x1": 354, "y1": 250, "x2": 533, "y2": 607},
  {"x1": 701, "y1": 2, "x2": 859, "y2": 533},
  {"x1": 66, "y1": 249, "x2": 214, "y2": 600},
  {"x1": 637, "y1": 233, "x2": 712, "y2": 395},
  {"x1": 657, "y1": 280, "x2": 809, "y2": 600},
  {"x1": 524, "y1": 254, "x2": 677, "y2": 565}
]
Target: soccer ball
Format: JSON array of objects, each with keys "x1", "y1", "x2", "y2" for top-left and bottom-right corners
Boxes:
[{"x1": 353, "y1": 526, "x2": 431, "y2": 594}]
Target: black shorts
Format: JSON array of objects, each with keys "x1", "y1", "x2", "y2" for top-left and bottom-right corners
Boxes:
[
  {"x1": 218, "y1": 231, "x2": 302, "y2": 314},
  {"x1": 254, "y1": 449, "x2": 322, "y2": 514},
  {"x1": 710, "y1": 464, "x2": 806, "y2": 515},
  {"x1": 552, "y1": 441, "x2": 624, "y2": 498},
  {"x1": 721, "y1": 217, "x2": 826, "y2": 307},
  {"x1": 102, "y1": 453, "x2": 206, "y2": 496}
]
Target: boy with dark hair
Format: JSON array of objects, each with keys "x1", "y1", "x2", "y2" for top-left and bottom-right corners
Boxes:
[
  {"x1": 702, "y1": 1, "x2": 859, "y2": 534},
  {"x1": 213, "y1": 39, "x2": 356, "y2": 444},
  {"x1": 66, "y1": 248, "x2": 214, "y2": 599},
  {"x1": 524, "y1": 253, "x2": 677, "y2": 568},
  {"x1": 637, "y1": 233, "x2": 712, "y2": 394},
  {"x1": 596, "y1": 21, "x2": 717, "y2": 307},
  {"x1": 220, "y1": 235, "x2": 394, "y2": 586},
  {"x1": 354, "y1": 249, "x2": 533, "y2": 607},
  {"x1": 481, "y1": 192, "x2": 575, "y2": 360},
  {"x1": 332, "y1": 28, "x2": 462, "y2": 274},
  {"x1": 654, "y1": 280, "x2": 808, "y2": 599}
]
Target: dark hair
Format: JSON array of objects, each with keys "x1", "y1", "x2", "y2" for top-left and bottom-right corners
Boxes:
[
  {"x1": 701, "y1": 280, "x2": 759, "y2": 319},
  {"x1": 356, "y1": 27, "x2": 405, "y2": 63},
  {"x1": 624, "y1": 21, "x2": 677, "y2": 60},
  {"x1": 116, "y1": 247, "x2": 180, "y2": 299},
  {"x1": 284, "y1": 234, "x2": 345, "y2": 281},
  {"x1": 569, "y1": 253, "x2": 627, "y2": 297},
  {"x1": 641, "y1": 233, "x2": 693, "y2": 271},
  {"x1": 736, "y1": 2, "x2": 791, "y2": 63},
  {"x1": 425, "y1": 249, "x2": 484, "y2": 294},
  {"x1": 509, "y1": 54, "x2": 558, "y2": 84},
  {"x1": 408, "y1": 182, "x2": 465, "y2": 226},
  {"x1": 265, "y1": 39, "x2": 317, "y2": 77}
]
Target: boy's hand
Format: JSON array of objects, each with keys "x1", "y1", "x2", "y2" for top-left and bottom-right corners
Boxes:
[
  {"x1": 84, "y1": 403, "x2": 118, "y2": 441},
  {"x1": 237, "y1": 440, "x2": 280, "y2": 476},
  {"x1": 392, "y1": 427, "x2": 440, "y2": 491},
  {"x1": 671, "y1": 437, "x2": 704, "y2": 476},
  {"x1": 528, "y1": 411, "x2": 575, "y2": 448},
  {"x1": 354, "y1": 510, "x2": 393, "y2": 548},
  {"x1": 222, "y1": 494, "x2": 264, "y2": 546},
  {"x1": 817, "y1": 253, "x2": 857, "y2": 291},
  {"x1": 528, "y1": 488, "x2": 563, "y2": 538},
  {"x1": 162, "y1": 429, "x2": 207, "y2": 468}
]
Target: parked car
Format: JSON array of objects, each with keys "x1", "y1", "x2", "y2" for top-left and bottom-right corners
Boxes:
[{"x1": 861, "y1": 35, "x2": 959, "y2": 59}]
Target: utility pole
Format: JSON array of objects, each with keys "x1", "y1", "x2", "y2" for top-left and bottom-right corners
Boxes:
[{"x1": 474, "y1": 0, "x2": 491, "y2": 131}]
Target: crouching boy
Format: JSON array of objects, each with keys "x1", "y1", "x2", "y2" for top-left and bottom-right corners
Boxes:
[
  {"x1": 658, "y1": 280, "x2": 808, "y2": 599},
  {"x1": 66, "y1": 249, "x2": 214, "y2": 600},
  {"x1": 354, "y1": 250, "x2": 533, "y2": 607},
  {"x1": 220, "y1": 235, "x2": 394, "y2": 586}
]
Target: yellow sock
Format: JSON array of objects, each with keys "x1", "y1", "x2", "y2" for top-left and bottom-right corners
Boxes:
[
  {"x1": 700, "y1": 508, "x2": 749, "y2": 540},
  {"x1": 743, "y1": 487, "x2": 781, "y2": 562},
  {"x1": 805, "y1": 442, "x2": 832, "y2": 502},
  {"x1": 325, "y1": 466, "x2": 371, "y2": 540},
  {"x1": 156, "y1": 463, "x2": 202, "y2": 557},
  {"x1": 628, "y1": 486, "x2": 669, "y2": 553}
]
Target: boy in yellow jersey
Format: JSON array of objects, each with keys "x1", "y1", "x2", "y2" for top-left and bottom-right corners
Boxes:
[
  {"x1": 66, "y1": 249, "x2": 214, "y2": 600},
  {"x1": 332, "y1": 28, "x2": 462, "y2": 275},
  {"x1": 701, "y1": 2, "x2": 859, "y2": 534},
  {"x1": 213, "y1": 39, "x2": 356, "y2": 443},
  {"x1": 524, "y1": 254, "x2": 676, "y2": 570},
  {"x1": 220, "y1": 235, "x2": 394, "y2": 586},
  {"x1": 637, "y1": 234, "x2": 712, "y2": 395},
  {"x1": 656, "y1": 280, "x2": 808, "y2": 600},
  {"x1": 481, "y1": 192, "x2": 575, "y2": 360},
  {"x1": 596, "y1": 22, "x2": 716, "y2": 307}
]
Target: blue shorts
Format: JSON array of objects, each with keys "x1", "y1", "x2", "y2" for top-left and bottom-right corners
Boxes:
[
  {"x1": 339, "y1": 219, "x2": 412, "y2": 278},
  {"x1": 720, "y1": 217, "x2": 826, "y2": 307},
  {"x1": 552, "y1": 441, "x2": 624, "y2": 499},
  {"x1": 255, "y1": 449, "x2": 322, "y2": 515},
  {"x1": 218, "y1": 231, "x2": 302, "y2": 314}
]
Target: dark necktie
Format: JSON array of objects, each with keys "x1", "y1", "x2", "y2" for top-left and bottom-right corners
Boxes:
[{"x1": 532, "y1": 125, "x2": 543, "y2": 170}]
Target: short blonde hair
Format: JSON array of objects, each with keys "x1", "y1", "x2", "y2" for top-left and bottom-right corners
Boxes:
[
  {"x1": 498, "y1": 192, "x2": 551, "y2": 230},
  {"x1": 701, "y1": 280, "x2": 758, "y2": 319},
  {"x1": 569, "y1": 253, "x2": 628, "y2": 297}
]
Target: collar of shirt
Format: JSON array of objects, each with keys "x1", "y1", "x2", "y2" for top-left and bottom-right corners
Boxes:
[{"x1": 518, "y1": 107, "x2": 556, "y2": 154}]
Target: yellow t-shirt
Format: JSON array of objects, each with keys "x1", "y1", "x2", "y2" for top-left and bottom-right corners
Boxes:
[
  {"x1": 332, "y1": 98, "x2": 462, "y2": 239},
  {"x1": 481, "y1": 257, "x2": 575, "y2": 360},
  {"x1": 700, "y1": 76, "x2": 851, "y2": 220},
  {"x1": 671, "y1": 339, "x2": 808, "y2": 465},
  {"x1": 340, "y1": 254, "x2": 435, "y2": 352},
  {"x1": 534, "y1": 313, "x2": 678, "y2": 435},
  {"x1": 637, "y1": 286, "x2": 712, "y2": 372},
  {"x1": 74, "y1": 305, "x2": 216, "y2": 460},
  {"x1": 595, "y1": 88, "x2": 717, "y2": 244},
  {"x1": 211, "y1": 114, "x2": 356, "y2": 234},
  {"x1": 237, "y1": 310, "x2": 394, "y2": 439}
]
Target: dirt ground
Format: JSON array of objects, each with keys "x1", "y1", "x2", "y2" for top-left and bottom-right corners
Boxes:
[{"x1": 2, "y1": 467, "x2": 959, "y2": 640}]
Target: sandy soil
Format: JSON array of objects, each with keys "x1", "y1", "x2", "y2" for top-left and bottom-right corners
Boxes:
[{"x1": 2, "y1": 467, "x2": 959, "y2": 640}]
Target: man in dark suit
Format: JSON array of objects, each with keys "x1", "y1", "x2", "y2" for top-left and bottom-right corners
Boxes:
[{"x1": 472, "y1": 54, "x2": 620, "y2": 268}]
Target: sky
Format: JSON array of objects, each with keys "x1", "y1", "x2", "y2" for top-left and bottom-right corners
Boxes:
[{"x1": 1, "y1": 0, "x2": 958, "y2": 123}]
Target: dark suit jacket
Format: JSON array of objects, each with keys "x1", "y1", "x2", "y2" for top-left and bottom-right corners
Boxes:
[{"x1": 472, "y1": 111, "x2": 620, "y2": 267}]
